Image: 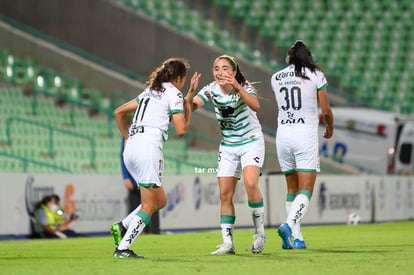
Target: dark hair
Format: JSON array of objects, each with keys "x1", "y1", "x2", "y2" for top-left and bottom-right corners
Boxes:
[
  {"x1": 286, "y1": 41, "x2": 323, "y2": 80},
  {"x1": 216, "y1": 55, "x2": 247, "y2": 86},
  {"x1": 41, "y1": 195, "x2": 52, "y2": 204},
  {"x1": 50, "y1": 194, "x2": 60, "y2": 203},
  {"x1": 34, "y1": 195, "x2": 53, "y2": 209},
  {"x1": 146, "y1": 57, "x2": 190, "y2": 92},
  {"x1": 34, "y1": 194, "x2": 56, "y2": 210}
]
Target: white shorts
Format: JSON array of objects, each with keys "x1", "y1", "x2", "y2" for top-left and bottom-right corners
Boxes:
[
  {"x1": 276, "y1": 125, "x2": 320, "y2": 174},
  {"x1": 123, "y1": 139, "x2": 163, "y2": 187},
  {"x1": 217, "y1": 138, "x2": 265, "y2": 178}
]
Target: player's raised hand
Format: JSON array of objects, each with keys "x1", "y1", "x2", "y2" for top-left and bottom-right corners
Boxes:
[
  {"x1": 187, "y1": 72, "x2": 202, "y2": 99},
  {"x1": 224, "y1": 71, "x2": 241, "y2": 92}
]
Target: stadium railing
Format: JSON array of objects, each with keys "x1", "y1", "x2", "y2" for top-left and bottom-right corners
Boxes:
[
  {"x1": 0, "y1": 151, "x2": 72, "y2": 173},
  {"x1": 5, "y1": 117, "x2": 96, "y2": 170}
]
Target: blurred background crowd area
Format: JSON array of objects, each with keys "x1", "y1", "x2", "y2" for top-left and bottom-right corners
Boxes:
[{"x1": 0, "y1": 0, "x2": 412, "y2": 175}]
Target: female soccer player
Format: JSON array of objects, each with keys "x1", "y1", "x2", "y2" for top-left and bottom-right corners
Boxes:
[
  {"x1": 112, "y1": 57, "x2": 201, "y2": 258},
  {"x1": 186, "y1": 55, "x2": 266, "y2": 254},
  {"x1": 271, "y1": 41, "x2": 334, "y2": 249}
]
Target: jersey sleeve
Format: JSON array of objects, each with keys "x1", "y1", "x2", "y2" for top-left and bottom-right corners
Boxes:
[
  {"x1": 316, "y1": 71, "x2": 328, "y2": 92},
  {"x1": 244, "y1": 82, "x2": 257, "y2": 95},
  {"x1": 196, "y1": 84, "x2": 213, "y2": 104},
  {"x1": 169, "y1": 90, "x2": 184, "y2": 114}
]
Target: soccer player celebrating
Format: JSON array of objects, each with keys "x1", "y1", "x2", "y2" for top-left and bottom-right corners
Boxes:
[
  {"x1": 186, "y1": 55, "x2": 266, "y2": 254},
  {"x1": 111, "y1": 57, "x2": 201, "y2": 258},
  {"x1": 271, "y1": 41, "x2": 334, "y2": 249}
]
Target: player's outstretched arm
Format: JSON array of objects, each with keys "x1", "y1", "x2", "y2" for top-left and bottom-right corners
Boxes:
[{"x1": 172, "y1": 112, "x2": 189, "y2": 137}]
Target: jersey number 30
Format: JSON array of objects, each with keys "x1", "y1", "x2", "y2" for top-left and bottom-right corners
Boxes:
[{"x1": 279, "y1": 86, "x2": 302, "y2": 111}]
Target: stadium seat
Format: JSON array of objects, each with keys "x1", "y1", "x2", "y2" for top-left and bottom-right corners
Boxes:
[
  {"x1": 3, "y1": 0, "x2": 414, "y2": 176},
  {"x1": 228, "y1": 0, "x2": 250, "y2": 19},
  {"x1": 213, "y1": 0, "x2": 232, "y2": 7},
  {"x1": 112, "y1": 0, "x2": 280, "y2": 74}
]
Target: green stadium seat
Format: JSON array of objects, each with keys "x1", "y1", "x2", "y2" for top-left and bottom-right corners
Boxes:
[
  {"x1": 259, "y1": 18, "x2": 278, "y2": 39},
  {"x1": 244, "y1": 2, "x2": 267, "y2": 28},
  {"x1": 1, "y1": 59, "x2": 36, "y2": 85},
  {"x1": 213, "y1": 0, "x2": 232, "y2": 7},
  {"x1": 3, "y1": 0, "x2": 414, "y2": 175},
  {"x1": 1, "y1": 158, "x2": 22, "y2": 172},
  {"x1": 228, "y1": 0, "x2": 250, "y2": 18}
]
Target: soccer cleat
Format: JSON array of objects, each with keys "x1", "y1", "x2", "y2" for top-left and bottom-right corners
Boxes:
[
  {"x1": 211, "y1": 243, "x2": 236, "y2": 255},
  {"x1": 110, "y1": 222, "x2": 127, "y2": 247},
  {"x1": 251, "y1": 234, "x2": 265, "y2": 253},
  {"x1": 113, "y1": 248, "x2": 144, "y2": 259},
  {"x1": 293, "y1": 239, "x2": 307, "y2": 249},
  {"x1": 277, "y1": 223, "x2": 293, "y2": 249}
]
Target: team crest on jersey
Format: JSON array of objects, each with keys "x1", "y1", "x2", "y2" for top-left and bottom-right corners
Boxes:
[{"x1": 218, "y1": 105, "x2": 234, "y2": 118}]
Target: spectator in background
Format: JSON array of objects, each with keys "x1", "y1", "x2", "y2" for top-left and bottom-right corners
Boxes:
[
  {"x1": 50, "y1": 194, "x2": 78, "y2": 224},
  {"x1": 34, "y1": 194, "x2": 80, "y2": 239}
]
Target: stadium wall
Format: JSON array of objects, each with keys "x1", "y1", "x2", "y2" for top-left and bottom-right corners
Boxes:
[
  {"x1": 0, "y1": 19, "x2": 144, "y2": 98},
  {"x1": 1, "y1": 173, "x2": 412, "y2": 238}
]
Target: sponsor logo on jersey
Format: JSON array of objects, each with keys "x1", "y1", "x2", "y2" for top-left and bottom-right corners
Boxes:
[
  {"x1": 281, "y1": 118, "x2": 305, "y2": 125},
  {"x1": 275, "y1": 71, "x2": 299, "y2": 81},
  {"x1": 129, "y1": 125, "x2": 144, "y2": 136},
  {"x1": 220, "y1": 121, "x2": 243, "y2": 129},
  {"x1": 281, "y1": 111, "x2": 305, "y2": 124}
]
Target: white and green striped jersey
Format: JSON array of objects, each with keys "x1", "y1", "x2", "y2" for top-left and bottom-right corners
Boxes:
[
  {"x1": 196, "y1": 81, "x2": 263, "y2": 146},
  {"x1": 128, "y1": 82, "x2": 184, "y2": 148}
]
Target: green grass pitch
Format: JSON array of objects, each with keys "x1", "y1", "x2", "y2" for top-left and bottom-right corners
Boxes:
[{"x1": 1, "y1": 221, "x2": 413, "y2": 275}]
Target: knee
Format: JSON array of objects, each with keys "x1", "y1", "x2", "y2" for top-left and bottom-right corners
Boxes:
[
  {"x1": 220, "y1": 191, "x2": 234, "y2": 204},
  {"x1": 244, "y1": 181, "x2": 259, "y2": 194}
]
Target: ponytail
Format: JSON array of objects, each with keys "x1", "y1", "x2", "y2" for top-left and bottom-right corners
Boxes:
[
  {"x1": 286, "y1": 40, "x2": 323, "y2": 80},
  {"x1": 146, "y1": 57, "x2": 190, "y2": 92}
]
